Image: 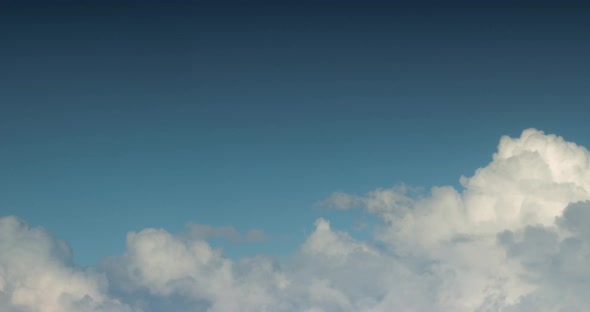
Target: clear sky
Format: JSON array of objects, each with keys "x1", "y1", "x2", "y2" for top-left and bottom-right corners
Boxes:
[{"x1": 1, "y1": 0, "x2": 589, "y2": 269}]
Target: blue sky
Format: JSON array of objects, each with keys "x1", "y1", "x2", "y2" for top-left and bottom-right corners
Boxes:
[{"x1": 1, "y1": 0, "x2": 589, "y2": 272}]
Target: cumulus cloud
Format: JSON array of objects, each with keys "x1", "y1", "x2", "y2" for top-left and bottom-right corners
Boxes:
[
  {"x1": 498, "y1": 201, "x2": 590, "y2": 311},
  {"x1": 1, "y1": 128, "x2": 590, "y2": 311},
  {"x1": 0, "y1": 216, "x2": 136, "y2": 312}
]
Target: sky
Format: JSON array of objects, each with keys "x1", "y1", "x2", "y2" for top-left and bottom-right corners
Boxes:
[{"x1": 1, "y1": 1, "x2": 590, "y2": 311}]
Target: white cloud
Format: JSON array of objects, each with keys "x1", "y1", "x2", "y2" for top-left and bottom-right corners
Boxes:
[
  {"x1": 0, "y1": 216, "x2": 136, "y2": 312},
  {"x1": 1, "y1": 128, "x2": 590, "y2": 311}
]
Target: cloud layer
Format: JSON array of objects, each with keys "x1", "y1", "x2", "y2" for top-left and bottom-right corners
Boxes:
[{"x1": 1, "y1": 128, "x2": 590, "y2": 311}]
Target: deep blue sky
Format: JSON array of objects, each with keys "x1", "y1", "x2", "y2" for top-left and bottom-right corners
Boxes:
[{"x1": 1, "y1": 1, "x2": 589, "y2": 265}]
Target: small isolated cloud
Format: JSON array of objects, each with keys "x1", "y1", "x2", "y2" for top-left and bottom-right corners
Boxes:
[
  {"x1": 317, "y1": 192, "x2": 364, "y2": 210},
  {"x1": 185, "y1": 223, "x2": 267, "y2": 243},
  {"x1": 2, "y1": 128, "x2": 590, "y2": 311}
]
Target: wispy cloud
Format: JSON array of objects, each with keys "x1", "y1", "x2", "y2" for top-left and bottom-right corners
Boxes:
[
  {"x1": 185, "y1": 223, "x2": 267, "y2": 243},
  {"x1": 316, "y1": 192, "x2": 364, "y2": 210}
]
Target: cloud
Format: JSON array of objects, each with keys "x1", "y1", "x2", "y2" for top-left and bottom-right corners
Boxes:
[
  {"x1": 498, "y1": 201, "x2": 590, "y2": 311},
  {"x1": 185, "y1": 223, "x2": 267, "y2": 243},
  {"x1": 1, "y1": 128, "x2": 590, "y2": 311},
  {"x1": 317, "y1": 192, "x2": 364, "y2": 210},
  {"x1": 0, "y1": 216, "x2": 136, "y2": 312}
]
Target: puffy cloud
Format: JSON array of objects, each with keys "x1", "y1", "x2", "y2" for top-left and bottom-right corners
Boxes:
[
  {"x1": 2, "y1": 128, "x2": 590, "y2": 311},
  {"x1": 315, "y1": 129, "x2": 590, "y2": 311},
  {"x1": 102, "y1": 226, "x2": 291, "y2": 312},
  {"x1": 0, "y1": 216, "x2": 136, "y2": 312},
  {"x1": 346, "y1": 129, "x2": 590, "y2": 310},
  {"x1": 499, "y1": 201, "x2": 590, "y2": 311}
]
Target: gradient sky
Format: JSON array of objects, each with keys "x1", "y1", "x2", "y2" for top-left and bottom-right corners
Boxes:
[{"x1": 1, "y1": 1, "x2": 590, "y2": 267}]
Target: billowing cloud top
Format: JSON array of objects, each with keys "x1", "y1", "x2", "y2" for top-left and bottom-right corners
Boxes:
[{"x1": 1, "y1": 129, "x2": 590, "y2": 311}]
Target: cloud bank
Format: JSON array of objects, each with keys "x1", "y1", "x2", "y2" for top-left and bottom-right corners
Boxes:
[{"x1": 2, "y1": 128, "x2": 590, "y2": 311}]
